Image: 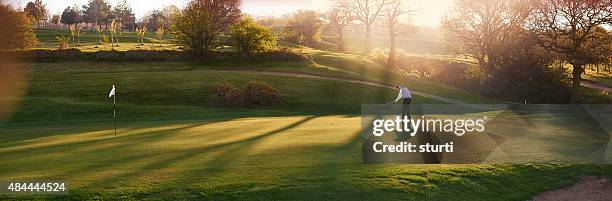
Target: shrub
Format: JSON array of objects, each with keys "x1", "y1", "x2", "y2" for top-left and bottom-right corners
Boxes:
[
  {"x1": 224, "y1": 88, "x2": 244, "y2": 107},
  {"x1": 56, "y1": 35, "x2": 70, "y2": 50},
  {"x1": 0, "y1": 4, "x2": 37, "y2": 50},
  {"x1": 228, "y1": 17, "x2": 277, "y2": 55},
  {"x1": 208, "y1": 83, "x2": 238, "y2": 105},
  {"x1": 242, "y1": 81, "x2": 281, "y2": 106},
  {"x1": 94, "y1": 50, "x2": 123, "y2": 61}
]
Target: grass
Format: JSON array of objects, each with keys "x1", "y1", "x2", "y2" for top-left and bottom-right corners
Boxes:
[
  {"x1": 1, "y1": 115, "x2": 611, "y2": 200},
  {"x1": 34, "y1": 29, "x2": 179, "y2": 51},
  {"x1": 1, "y1": 30, "x2": 609, "y2": 200},
  {"x1": 583, "y1": 68, "x2": 612, "y2": 87}
]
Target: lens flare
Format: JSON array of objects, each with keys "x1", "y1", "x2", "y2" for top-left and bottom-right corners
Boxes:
[{"x1": 0, "y1": 54, "x2": 28, "y2": 121}]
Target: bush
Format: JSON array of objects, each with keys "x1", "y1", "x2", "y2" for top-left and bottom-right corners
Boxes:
[
  {"x1": 0, "y1": 4, "x2": 37, "y2": 50},
  {"x1": 225, "y1": 88, "x2": 244, "y2": 107},
  {"x1": 242, "y1": 81, "x2": 281, "y2": 106},
  {"x1": 228, "y1": 17, "x2": 277, "y2": 55},
  {"x1": 207, "y1": 83, "x2": 238, "y2": 105}
]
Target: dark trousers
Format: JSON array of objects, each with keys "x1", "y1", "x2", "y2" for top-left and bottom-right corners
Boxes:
[
  {"x1": 400, "y1": 98, "x2": 412, "y2": 137},
  {"x1": 402, "y1": 98, "x2": 412, "y2": 121}
]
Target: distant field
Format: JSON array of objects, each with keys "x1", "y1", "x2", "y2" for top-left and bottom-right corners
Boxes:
[
  {"x1": 583, "y1": 68, "x2": 612, "y2": 87},
  {"x1": 34, "y1": 29, "x2": 180, "y2": 51}
]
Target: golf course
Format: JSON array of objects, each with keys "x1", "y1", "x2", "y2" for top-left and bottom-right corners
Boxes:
[
  {"x1": 2, "y1": 0, "x2": 612, "y2": 200},
  {"x1": 2, "y1": 41, "x2": 611, "y2": 200}
]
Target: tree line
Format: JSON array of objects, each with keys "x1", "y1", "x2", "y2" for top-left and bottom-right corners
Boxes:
[{"x1": 442, "y1": 0, "x2": 612, "y2": 103}]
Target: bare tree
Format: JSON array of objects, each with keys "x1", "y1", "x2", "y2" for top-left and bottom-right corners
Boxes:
[
  {"x1": 442, "y1": 0, "x2": 531, "y2": 74},
  {"x1": 383, "y1": 0, "x2": 415, "y2": 67},
  {"x1": 528, "y1": 0, "x2": 612, "y2": 103},
  {"x1": 327, "y1": 8, "x2": 352, "y2": 52},
  {"x1": 334, "y1": 0, "x2": 390, "y2": 54}
]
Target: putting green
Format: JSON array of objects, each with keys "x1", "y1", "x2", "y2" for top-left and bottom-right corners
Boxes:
[{"x1": 2, "y1": 115, "x2": 611, "y2": 200}]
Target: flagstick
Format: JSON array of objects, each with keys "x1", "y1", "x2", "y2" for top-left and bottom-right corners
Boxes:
[{"x1": 113, "y1": 94, "x2": 117, "y2": 136}]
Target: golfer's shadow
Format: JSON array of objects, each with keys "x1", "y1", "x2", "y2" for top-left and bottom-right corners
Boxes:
[{"x1": 362, "y1": 104, "x2": 442, "y2": 164}]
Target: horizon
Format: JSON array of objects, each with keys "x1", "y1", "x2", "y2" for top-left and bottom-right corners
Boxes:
[{"x1": 4, "y1": 0, "x2": 452, "y2": 27}]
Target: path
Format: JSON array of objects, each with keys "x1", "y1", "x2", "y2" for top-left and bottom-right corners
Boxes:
[
  {"x1": 210, "y1": 70, "x2": 468, "y2": 104},
  {"x1": 582, "y1": 79, "x2": 612, "y2": 93}
]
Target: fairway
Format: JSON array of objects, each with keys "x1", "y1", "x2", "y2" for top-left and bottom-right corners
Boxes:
[
  {"x1": 2, "y1": 115, "x2": 612, "y2": 200},
  {"x1": 2, "y1": 1, "x2": 612, "y2": 197}
]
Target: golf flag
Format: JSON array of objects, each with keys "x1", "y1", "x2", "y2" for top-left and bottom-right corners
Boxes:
[
  {"x1": 109, "y1": 85, "x2": 117, "y2": 136},
  {"x1": 109, "y1": 85, "x2": 116, "y2": 98}
]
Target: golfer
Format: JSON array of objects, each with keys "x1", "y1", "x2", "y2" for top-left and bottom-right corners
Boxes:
[{"x1": 394, "y1": 85, "x2": 412, "y2": 121}]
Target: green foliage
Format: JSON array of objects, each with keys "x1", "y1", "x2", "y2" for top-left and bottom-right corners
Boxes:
[
  {"x1": 172, "y1": 0, "x2": 241, "y2": 58},
  {"x1": 0, "y1": 4, "x2": 37, "y2": 50},
  {"x1": 284, "y1": 10, "x2": 324, "y2": 47},
  {"x1": 242, "y1": 81, "x2": 281, "y2": 106},
  {"x1": 82, "y1": 0, "x2": 111, "y2": 24},
  {"x1": 60, "y1": 6, "x2": 83, "y2": 25},
  {"x1": 23, "y1": 0, "x2": 47, "y2": 21},
  {"x1": 56, "y1": 35, "x2": 70, "y2": 50},
  {"x1": 228, "y1": 17, "x2": 277, "y2": 55}
]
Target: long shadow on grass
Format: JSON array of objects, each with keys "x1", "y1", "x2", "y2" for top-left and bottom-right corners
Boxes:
[{"x1": 70, "y1": 116, "x2": 320, "y2": 191}]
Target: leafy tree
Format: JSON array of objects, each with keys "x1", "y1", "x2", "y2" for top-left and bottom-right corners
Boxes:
[
  {"x1": 172, "y1": 0, "x2": 242, "y2": 58},
  {"x1": 82, "y1": 0, "x2": 111, "y2": 26},
  {"x1": 528, "y1": 0, "x2": 612, "y2": 103},
  {"x1": 112, "y1": 0, "x2": 135, "y2": 31},
  {"x1": 60, "y1": 6, "x2": 83, "y2": 25},
  {"x1": 50, "y1": 14, "x2": 60, "y2": 29},
  {"x1": 23, "y1": 0, "x2": 47, "y2": 28},
  {"x1": 284, "y1": 10, "x2": 324, "y2": 47},
  {"x1": 228, "y1": 17, "x2": 277, "y2": 55},
  {"x1": 140, "y1": 6, "x2": 178, "y2": 31},
  {"x1": 142, "y1": 10, "x2": 164, "y2": 31},
  {"x1": 0, "y1": 4, "x2": 37, "y2": 50}
]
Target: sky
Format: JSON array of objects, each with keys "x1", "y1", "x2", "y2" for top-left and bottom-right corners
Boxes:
[{"x1": 5, "y1": 0, "x2": 453, "y2": 27}]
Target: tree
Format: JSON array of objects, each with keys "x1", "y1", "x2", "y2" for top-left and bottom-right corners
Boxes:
[
  {"x1": 528, "y1": 0, "x2": 612, "y2": 103},
  {"x1": 228, "y1": 17, "x2": 277, "y2": 55},
  {"x1": 441, "y1": 0, "x2": 531, "y2": 75},
  {"x1": 284, "y1": 10, "x2": 324, "y2": 47},
  {"x1": 82, "y1": 0, "x2": 111, "y2": 27},
  {"x1": 23, "y1": 0, "x2": 47, "y2": 28},
  {"x1": 0, "y1": 4, "x2": 37, "y2": 50},
  {"x1": 327, "y1": 8, "x2": 352, "y2": 52},
  {"x1": 155, "y1": 27, "x2": 165, "y2": 47},
  {"x1": 60, "y1": 6, "x2": 83, "y2": 26},
  {"x1": 50, "y1": 14, "x2": 60, "y2": 29},
  {"x1": 95, "y1": 25, "x2": 102, "y2": 48},
  {"x1": 68, "y1": 25, "x2": 82, "y2": 46},
  {"x1": 334, "y1": 0, "x2": 390, "y2": 54},
  {"x1": 109, "y1": 19, "x2": 117, "y2": 48},
  {"x1": 142, "y1": 9, "x2": 164, "y2": 31},
  {"x1": 172, "y1": 0, "x2": 242, "y2": 58},
  {"x1": 141, "y1": 6, "x2": 179, "y2": 31},
  {"x1": 383, "y1": 0, "x2": 414, "y2": 67},
  {"x1": 136, "y1": 27, "x2": 147, "y2": 46},
  {"x1": 112, "y1": 0, "x2": 135, "y2": 31}
]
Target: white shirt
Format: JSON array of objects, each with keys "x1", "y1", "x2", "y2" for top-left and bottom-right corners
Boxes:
[{"x1": 395, "y1": 86, "x2": 412, "y2": 102}]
